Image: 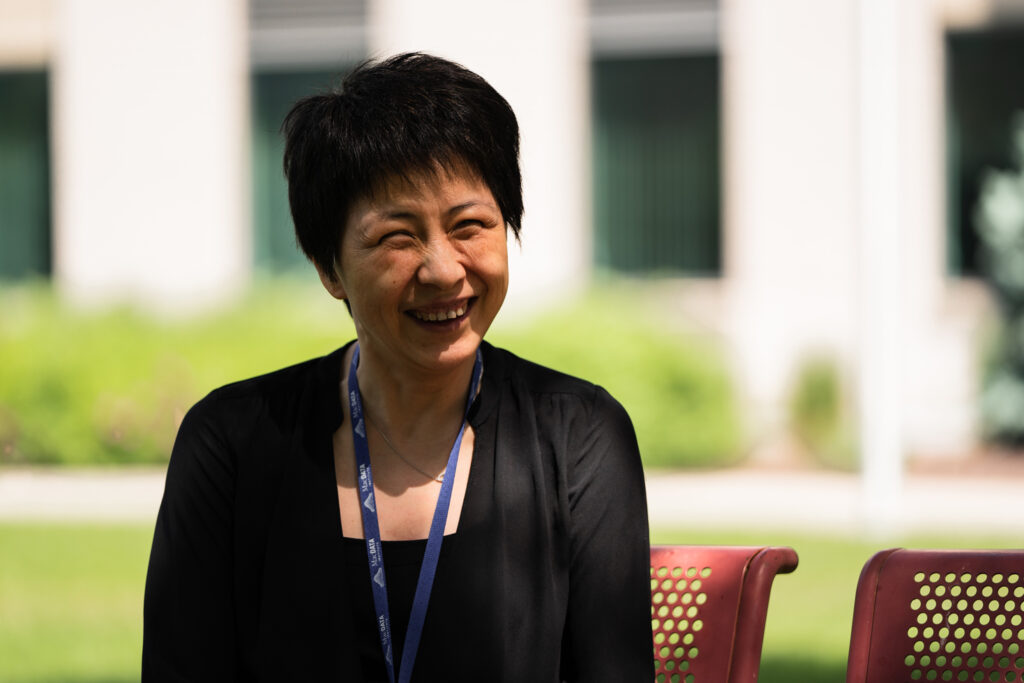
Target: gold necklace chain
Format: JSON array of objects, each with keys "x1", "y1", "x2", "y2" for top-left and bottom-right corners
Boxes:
[{"x1": 366, "y1": 415, "x2": 449, "y2": 483}]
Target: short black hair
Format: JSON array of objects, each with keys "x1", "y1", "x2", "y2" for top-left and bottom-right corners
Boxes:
[{"x1": 282, "y1": 52, "x2": 523, "y2": 280}]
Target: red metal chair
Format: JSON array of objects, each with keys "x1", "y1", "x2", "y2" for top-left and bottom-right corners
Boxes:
[
  {"x1": 650, "y1": 545, "x2": 799, "y2": 683},
  {"x1": 847, "y1": 548, "x2": 1024, "y2": 683}
]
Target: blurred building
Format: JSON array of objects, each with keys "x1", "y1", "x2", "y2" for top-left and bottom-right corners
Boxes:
[{"x1": 2, "y1": 0, "x2": 1024, "y2": 461}]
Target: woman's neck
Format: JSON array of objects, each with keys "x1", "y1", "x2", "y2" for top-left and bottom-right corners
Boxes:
[{"x1": 348, "y1": 343, "x2": 478, "y2": 441}]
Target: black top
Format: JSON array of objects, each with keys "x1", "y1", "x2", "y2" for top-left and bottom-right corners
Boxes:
[
  {"x1": 143, "y1": 341, "x2": 653, "y2": 682},
  {"x1": 343, "y1": 536, "x2": 428, "y2": 682}
]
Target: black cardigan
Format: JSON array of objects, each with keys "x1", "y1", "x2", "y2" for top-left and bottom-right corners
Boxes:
[{"x1": 143, "y1": 341, "x2": 653, "y2": 682}]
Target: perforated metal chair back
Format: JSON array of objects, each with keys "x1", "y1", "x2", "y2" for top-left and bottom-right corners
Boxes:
[
  {"x1": 650, "y1": 545, "x2": 799, "y2": 683},
  {"x1": 847, "y1": 548, "x2": 1024, "y2": 683}
]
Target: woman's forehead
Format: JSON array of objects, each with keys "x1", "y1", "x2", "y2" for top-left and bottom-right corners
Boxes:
[{"x1": 363, "y1": 167, "x2": 496, "y2": 211}]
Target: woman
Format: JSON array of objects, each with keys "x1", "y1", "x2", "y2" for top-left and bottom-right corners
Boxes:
[{"x1": 143, "y1": 53, "x2": 652, "y2": 682}]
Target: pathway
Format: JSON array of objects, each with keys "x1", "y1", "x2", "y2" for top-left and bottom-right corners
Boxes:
[{"x1": 1, "y1": 466, "x2": 1020, "y2": 538}]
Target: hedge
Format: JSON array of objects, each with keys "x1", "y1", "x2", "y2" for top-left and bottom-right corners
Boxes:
[{"x1": 0, "y1": 281, "x2": 741, "y2": 468}]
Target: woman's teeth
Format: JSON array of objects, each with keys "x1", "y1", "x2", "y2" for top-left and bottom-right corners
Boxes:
[{"x1": 413, "y1": 303, "x2": 467, "y2": 322}]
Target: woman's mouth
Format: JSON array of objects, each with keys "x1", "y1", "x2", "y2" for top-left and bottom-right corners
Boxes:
[{"x1": 407, "y1": 298, "x2": 474, "y2": 324}]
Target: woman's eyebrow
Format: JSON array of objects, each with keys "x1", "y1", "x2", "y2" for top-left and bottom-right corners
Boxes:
[
  {"x1": 447, "y1": 200, "x2": 498, "y2": 216},
  {"x1": 378, "y1": 209, "x2": 417, "y2": 221},
  {"x1": 364, "y1": 202, "x2": 419, "y2": 222},
  {"x1": 368, "y1": 199, "x2": 498, "y2": 222}
]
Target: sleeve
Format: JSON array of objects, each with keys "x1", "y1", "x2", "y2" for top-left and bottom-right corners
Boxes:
[
  {"x1": 560, "y1": 386, "x2": 654, "y2": 683},
  {"x1": 142, "y1": 393, "x2": 238, "y2": 682}
]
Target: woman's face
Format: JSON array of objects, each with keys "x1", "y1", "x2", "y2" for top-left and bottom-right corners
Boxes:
[{"x1": 323, "y1": 168, "x2": 509, "y2": 377}]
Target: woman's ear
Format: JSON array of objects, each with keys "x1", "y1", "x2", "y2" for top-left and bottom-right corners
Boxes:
[{"x1": 315, "y1": 263, "x2": 348, "y2": 301}]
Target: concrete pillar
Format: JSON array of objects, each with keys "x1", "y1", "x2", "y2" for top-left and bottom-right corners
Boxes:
[
  {"x1": 899, "y1": 0, "x2": 983, "y2": 460},
  {"x1": 721, "y1": 0, "x2": 861, "y2": 444},
  {"x1": 52, "y1": 0, "x2": 249, "y2": 312},
  {"x1": 367, "y1": 0, "x2": 591, "y2": 315},
  {"x1": 858, "y1": 0, "x2": 906, "y2": 519},
  {"x1": 724, "y1": 0, "x2": 971, "y2": 480}
]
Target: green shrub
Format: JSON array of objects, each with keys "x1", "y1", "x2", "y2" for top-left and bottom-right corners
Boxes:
[
  {"x1": 787, "y1": 355, "x2": 856, "y2": 470},
  {"x1": 976, "y1": 113, "x2": 1024, "y2": 447},
  {"x1": 0, "y1": 280, "x2": 352, "y2": 465},
  {"x1": 0, "y1": 282, "x2": 741, "y2": 468},
  {"x1": 491, "y1": 292, "x2": 742, "y2": 468}
]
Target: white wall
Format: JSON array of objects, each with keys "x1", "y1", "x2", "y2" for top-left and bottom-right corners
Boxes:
[
  {"x1": 722, "y1": 0, "x2": 987, "y2": 462},
  {"x1": 892, "y1": 0, "x2": 983, "y2": 459},
  {"x1": 0, "y1": 0, "x2": 53, "y2": 67},
  {"x1": 52, "y1": 0, "x2": 250, "y2": 313},
  {"x1": 722, "y1": 0, "x2": 861, "y2": 441}
]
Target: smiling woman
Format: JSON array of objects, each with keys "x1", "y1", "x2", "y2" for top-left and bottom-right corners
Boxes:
[
  {"x1": 142, "y1": 53, "x2": 652, "y2": 683},
  {"x1": 324, "y1": 170, "x2": 509, "y2": 378}
]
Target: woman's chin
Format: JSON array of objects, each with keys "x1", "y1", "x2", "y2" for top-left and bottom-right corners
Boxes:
[
  {"x1": 401, "y1": 310, "x2": 493, "y2": 364},
  {"x1": 423, "y1": 336, "x2": 482, "y2": 369},
  {"x1": 397, "y1": 329, "x2": 485, "y2": 376}
]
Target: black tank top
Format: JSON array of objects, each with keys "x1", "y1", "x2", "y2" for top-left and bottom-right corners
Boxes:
[{"x1": 343, "y1": 534, "x2": 460, "y2": 682}]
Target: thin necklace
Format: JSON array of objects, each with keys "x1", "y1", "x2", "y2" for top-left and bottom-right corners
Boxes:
[{"x1": 366, "y1": 414, "x2": 450, "y2": 483}]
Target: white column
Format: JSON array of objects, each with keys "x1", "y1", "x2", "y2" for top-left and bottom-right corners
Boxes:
[
  {"x1": 900, "y1": 0, "x2": 978, "y2": 459},
  {"x1": 857, "y1": 0, "x2": 905, "y2": 521},
  {"x1": 367, "y1": 0, "x2": 591, "y2": 315},
  {"x1": 52, "y1": 0, "x2": 249, "y2": 312},
  {"x1": 724, "y1": 0, "x2": 975, "y2": 482},
  {"x1": 721, "y1": 0, "x2": 861, "y2": 443}
]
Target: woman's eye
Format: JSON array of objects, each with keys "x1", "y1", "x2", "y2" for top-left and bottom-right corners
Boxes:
[
  {"x1": 378, "y1": 230, "x2": 414, "y2": 245},
  {"x1": 453, "y1": 219, "x2": 484, "y2": 233}
]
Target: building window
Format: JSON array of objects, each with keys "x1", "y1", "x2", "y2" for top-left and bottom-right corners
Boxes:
[
  {"x1": 591, "y1": 55, "x2": 721, "y2": 275},
  {"x1": 251, "y1": 70, "x2": 342, "y2": 273},
  {"x1": 0, "y1": 71, "x2": 51, "y2": 280},
  {"x1": 946, "y1": 27, "x2": 1024, "y2": 277}
]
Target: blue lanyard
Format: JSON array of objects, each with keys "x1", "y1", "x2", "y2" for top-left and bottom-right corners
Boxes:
[{"x1": 347, "y1": 343, "x2": 483, "y2": 683}]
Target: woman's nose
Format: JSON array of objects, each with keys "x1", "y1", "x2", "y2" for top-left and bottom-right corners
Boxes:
[{"x1": 417, "y1": 237, "x2": 465, "y2": 288}]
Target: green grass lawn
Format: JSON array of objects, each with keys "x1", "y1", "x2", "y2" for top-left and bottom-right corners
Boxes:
[
  {"x1": 0, "y1": 522, "x2": 1019, "y2": 682},
  {"x1": 0, "y1": 523, "x2": 152, "y2": 683}
]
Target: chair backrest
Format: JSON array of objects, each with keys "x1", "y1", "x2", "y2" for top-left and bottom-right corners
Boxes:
[
  {"x1": 847, "y1": 548, "x2": 1024, "y2": 683},
  {"x1": 650, "y1": 545, "x2": 799, "y2": 683}
]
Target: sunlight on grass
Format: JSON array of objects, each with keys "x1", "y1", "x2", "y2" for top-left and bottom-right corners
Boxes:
[{"x1": 0, "y1": 524, "x2": 152, "y2": 682}]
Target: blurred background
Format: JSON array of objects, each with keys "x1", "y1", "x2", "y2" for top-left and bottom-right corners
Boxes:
[{"x1": 2, "y1": 0, "x2": 1024, "y2": 681}]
